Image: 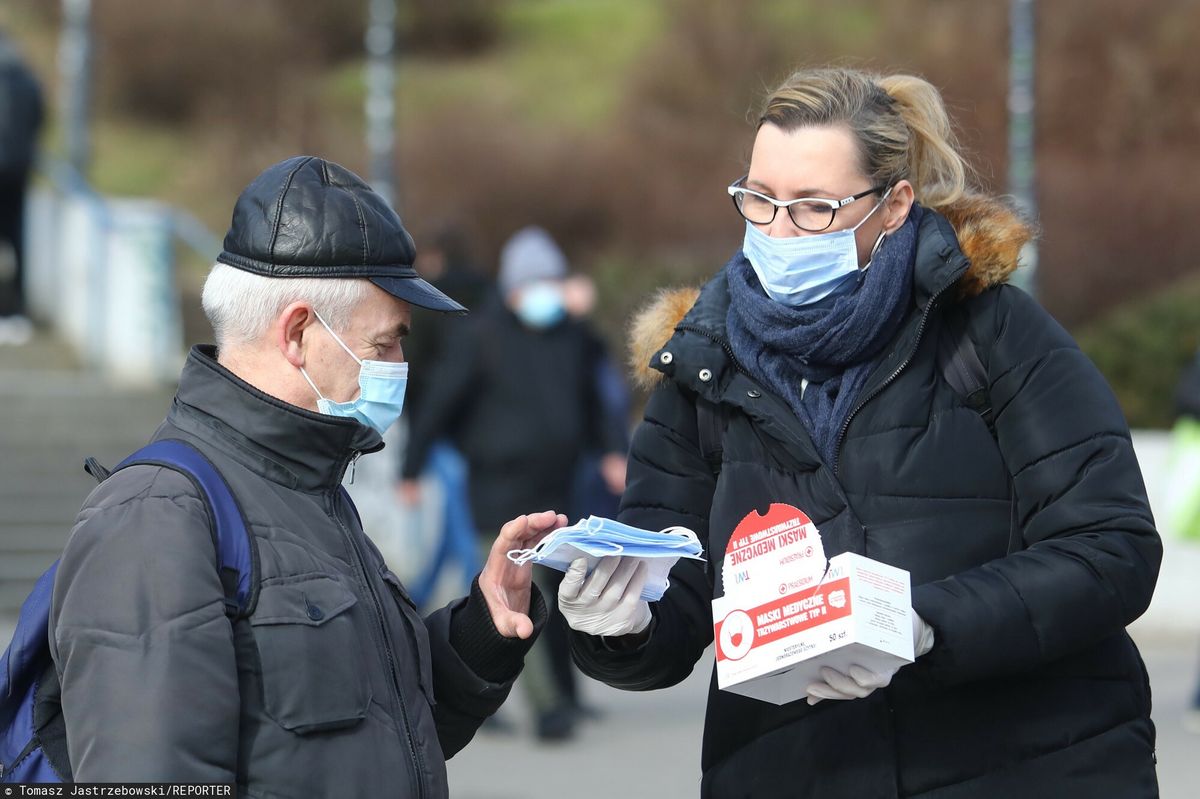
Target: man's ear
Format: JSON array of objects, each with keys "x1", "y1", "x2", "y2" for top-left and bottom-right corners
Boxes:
[{"x1": 277, "y1": 302, "x2": 316, "y2": 368}]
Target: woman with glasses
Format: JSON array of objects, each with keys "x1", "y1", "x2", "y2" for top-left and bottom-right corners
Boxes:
[{"x1": 559, "y1": 67, "x2": 1160, "y2": 797}]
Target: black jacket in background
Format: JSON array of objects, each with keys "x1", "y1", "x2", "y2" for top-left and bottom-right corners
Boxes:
[
  {"x1": 1175, "y1": 349, "x2": 1200, "y2": 420},
  {"x1": 405, "y1": 267, "x2": 492, "y2": 424},
  {"x1": 403, "y1": 294, "x2": 627, "y2": 532},
  {"x1": 0, "y1": 33, "x2": 43, "y2": 176},
  {"x1": 571, "y1": 197, "x2": 1161, "y2": 798}
]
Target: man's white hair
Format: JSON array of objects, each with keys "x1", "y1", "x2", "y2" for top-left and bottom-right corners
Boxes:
[{"x1": 201, "y1": 263, "x2": 370, "y2": 348}]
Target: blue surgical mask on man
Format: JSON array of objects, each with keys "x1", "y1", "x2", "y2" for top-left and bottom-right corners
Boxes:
[
  {"x1": 743, "y1": 188, "x2": 891, "y2": 306},
  {"x1": 515, "y1": 281, "x2": 567, "y2": 329},
  {"x1": 298, "y1": 311, "x2": 409, "y2": 435}
]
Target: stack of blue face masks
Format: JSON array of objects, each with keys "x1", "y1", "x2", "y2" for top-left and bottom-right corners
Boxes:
[{"x1": 506, "y1": 515, "x2": 705, "y2": 601}]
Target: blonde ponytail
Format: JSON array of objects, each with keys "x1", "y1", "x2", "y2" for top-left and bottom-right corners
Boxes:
[
  {"x1": 759, "y1": 68, "x2": 972, "y2": 210},
  {"x1": 876, "y1": 75, "x2": 969, "y2": 208}
]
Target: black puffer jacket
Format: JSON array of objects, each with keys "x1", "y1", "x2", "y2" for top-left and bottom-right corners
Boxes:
[{"x1": 570, "y1": 198, "x2": 1161, "y2": 798}]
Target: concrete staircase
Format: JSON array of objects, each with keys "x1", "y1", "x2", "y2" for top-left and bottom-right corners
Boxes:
[{"x1": 0, "y1": 331, "x2": 174, "y2": 632}]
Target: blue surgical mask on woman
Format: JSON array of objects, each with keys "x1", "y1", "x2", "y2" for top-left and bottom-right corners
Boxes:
[
  {"x1": 743, "y1": 189, "x2": 891, "y2": 306},
  {"x1": 299, "y1": 311, "x2": 409, "y2": 435}
]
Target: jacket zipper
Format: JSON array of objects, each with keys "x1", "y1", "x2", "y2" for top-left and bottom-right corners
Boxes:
[
  {"x1": 675, "y1": 324, "x2": 750, "y2": 377},
  {"x1": 327, "y1": 489, "x2": 426, "y2": 799},
  {"x1": 831, "y1": 275, "x2": 958, "y2": 476}
]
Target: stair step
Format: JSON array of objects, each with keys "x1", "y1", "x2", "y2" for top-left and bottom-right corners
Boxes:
[
  {"x1": 0, "y1": 481, "x2": 100, "y2": 500},
  {"x1": 0, "y1": 442, "x2": 156, "y2": 461},
  {"x1": 0, "y1": 331, "x2": 82, "y2": 372},
  {"x1": 0, "y1": 338, "x2": 182, "y2": 616},
  {"x1": 1, "y1": 551, "x2": 63, "y2": 581},
  {"x1": 0, "y1": 500, "x2": 90, "y2": 525},
  {"x1": 0, "y1": 447, "x2": 151, "y2": 474},
  {"x1": 1, "y1": 579, "x2": 41, "y2": 616},
  {"x1": 0, "y1": 524, "x2": 72, "y2": 553}
]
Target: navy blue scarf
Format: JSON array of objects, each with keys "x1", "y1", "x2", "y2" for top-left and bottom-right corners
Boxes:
[{"x1": 726, "y1": 205, "x2": 921, "y2": 466}]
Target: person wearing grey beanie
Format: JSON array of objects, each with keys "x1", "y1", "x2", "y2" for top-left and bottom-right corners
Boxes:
[
  {"x1": 498, "y1": 226, "x2": 571, "y2": 331},
  {"x1": 499, "y1": 226, "x2": 568, "y2": 294},
  {"x1": 403, "y1": 224, "x2": 630, "y2": 741}
]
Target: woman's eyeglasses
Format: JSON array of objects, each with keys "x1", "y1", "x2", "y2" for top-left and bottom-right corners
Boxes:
[{"x1": 727, "y1": 178, "x2": 886, "y2": 232}]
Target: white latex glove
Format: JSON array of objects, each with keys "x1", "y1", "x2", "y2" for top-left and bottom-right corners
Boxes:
[
  {"x1": 806, "y1": 611, "x2": 935, "y2": 706},
  {"x1": 557, "y1": 556, "x2": 652, "y2": 637}
]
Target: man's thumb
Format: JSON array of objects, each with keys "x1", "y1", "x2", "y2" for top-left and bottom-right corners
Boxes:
[{"x1": 497, "y1": 610, "x2": 534, "y2": 640}]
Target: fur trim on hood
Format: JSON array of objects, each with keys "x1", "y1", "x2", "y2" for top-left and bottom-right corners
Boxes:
[
  {"x1": 938, "y1": 194, "x2": 1035, "y2": 300},
  {"x1": 627, "y1": 193, "x2": 1035, "y2": 390},
  {"x1": 628, "y1": 286, "x2": 702, "y2": 391}
]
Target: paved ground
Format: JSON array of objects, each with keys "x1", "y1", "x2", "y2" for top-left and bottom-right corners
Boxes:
[
  {"x1": 1137, "y1": 632, "x2": 1199, "y2": 799},
  {"x1": 7, "y1": 572, "x2": 1192, "y2": 796},
  {"x1": 446, "y1": 631, "x2": 1199, "y2": 798},
  {"x1": 7, "y1": 615, "x2": 1192, "y2": 795}
]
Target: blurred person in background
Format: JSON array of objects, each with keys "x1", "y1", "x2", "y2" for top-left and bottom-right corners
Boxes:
[
  {"x1": 401, "y1": 226, "x2": 627, "y2": 742},
  {"x1": 0, "y1": 29, "x2": 44, "y2": 346},
  {"x1": 399, "y1": 223, "x2": 493, "y2": 606},
  {"x1": 559, "y1": 66, "x2": 1161, "y2": 797},
  {"x1": 559, "y1": 272, "x2": 632, "y2": 721},
  {"x1": 49, "y1": 157, "x2": 559, "y2": 793},
  {"x1": 403, "y1": 223, "x2": 493, "y2": 421},
  {"x1": 562, "y1": 272, "x2": 632, "y2": 523}
]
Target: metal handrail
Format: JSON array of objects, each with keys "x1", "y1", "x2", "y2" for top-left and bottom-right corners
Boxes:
[{"x1": 37, "y1": 153, "x2": 221, "y2": 262}]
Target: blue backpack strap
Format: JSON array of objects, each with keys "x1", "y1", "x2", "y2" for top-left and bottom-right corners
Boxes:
[
  {"x1": 0, "y1": 560, "x2": 67, "y2": 781},
  {"x1": 0, "y1": 566, "x2": 62, "y2": 778},
  {"x1": 2, "y1": 563, "x2": 58, "y2": 703},
  {"x1": 116, "y1": 439, "x2": 257, "y2": 617}
]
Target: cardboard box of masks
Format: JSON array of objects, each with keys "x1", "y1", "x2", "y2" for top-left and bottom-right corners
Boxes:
[{"x1": 712, "y1": 504, "x2": 914, "y2": 705}]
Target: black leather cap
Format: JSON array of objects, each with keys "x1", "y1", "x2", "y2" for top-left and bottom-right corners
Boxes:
[{"x1": 217, "y1": 156, "x2": 467, "y2": 313}]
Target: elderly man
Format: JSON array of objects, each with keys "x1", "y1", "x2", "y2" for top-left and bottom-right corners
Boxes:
[{"x1": 48, "y1": 157, "x2": 560, "y2": 794}]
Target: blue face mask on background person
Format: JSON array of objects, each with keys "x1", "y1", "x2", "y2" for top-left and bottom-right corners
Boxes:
[
  {"x1": 299, "y1": 311, "x2": 409, "y2": 435},
  {"x1": 743, "y1": 189, "x2": 891, "y2": 306},
  {"x1": 515, "y1": 281, "x2": 567, "y2": 329}
]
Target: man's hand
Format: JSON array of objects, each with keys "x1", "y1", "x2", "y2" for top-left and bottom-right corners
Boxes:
[
  {"x1": 396, "y1": 479, "x2": 422, "y2": 506},
  {"x1": 557, "y1": 556, "x2": 652, "y2": 638},
  {"x1": 599, "y1": 453, "x2": 627, "y2": 496},
  {"x1": 478, "y1": 510, "x2": 566, "y2": 639}
]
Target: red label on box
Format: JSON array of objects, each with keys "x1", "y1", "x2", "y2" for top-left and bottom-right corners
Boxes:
[
  {"x1": 714, "y1": 577, "x2": 853, "y2": 662},
  {"x1": 727, "y1": 504, "x2": 815, "y2": 557}
]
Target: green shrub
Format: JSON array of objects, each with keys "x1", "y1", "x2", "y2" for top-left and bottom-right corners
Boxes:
[
  {"x1": 95, "y1": 0, "x2": 367, "y2": 125},
  {"x1": 404, "y1": 0, "x2": 504, "y2": 55},
  {"x1": 1075, "y1": 274, "x2": 1200, "y2": 428}
]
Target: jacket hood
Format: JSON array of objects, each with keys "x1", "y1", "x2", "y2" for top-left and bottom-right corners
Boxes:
[{"x1": 627, "y1": 193, "x2": 1034, "y2": 390}]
